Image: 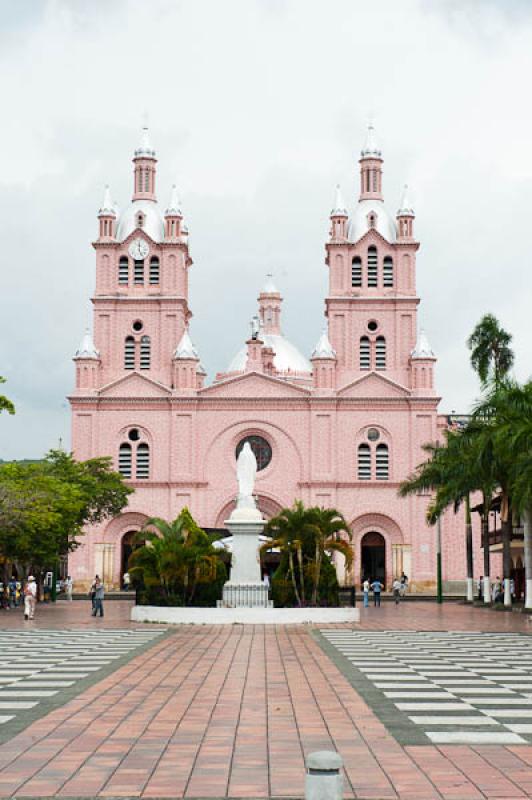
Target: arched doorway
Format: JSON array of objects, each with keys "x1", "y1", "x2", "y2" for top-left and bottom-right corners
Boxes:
[
  {"x1": 361, "y1": 531, "x2": 386, "y2": 585},
  {"x1": 121, "y1": 530, "x2": 144, "y2": 587}
]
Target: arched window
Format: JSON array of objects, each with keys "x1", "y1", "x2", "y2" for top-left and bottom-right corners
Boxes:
[
  {"x1": 358, "y1": 444, "x2": 371, "y2": 480},
  {"x1": 118, "y1": 443, "x2": 132, "y2": 478},
  {"x1": 367, "y1": 246, "x2": 378, "y2": 287},
  {"x1": 119, "y1": 256, "x2": 129, "y2": 285},
  {"x1": 136, "y1": 212, "x2": 144, "y2": 228},
  {"x1": 136, "y1": 443, "x2": 150, "y2": 479},
  {"x1": 134, "y1": 259, "x2": 144, "y2": 285},
  {"x1": 351, "y1": 256, "x2": 362, "y2": 287},
  {"x1": 149, "y1": 257, "x2": 160, "y2": 285},
  {"x1": 140, "y1": 336, "x2": 151, "y2": 370},
  {"x1": 383, "y1": 256, "x2": 393, "y2": 287},
  {"x1": 124, "y1": 336, "x2": 136, "y2": 370},
  {"x1": 375, "y1": 336, "x2": 386, "y2": 370},
  {"x1": 360, "y1": 337, "x2": 370, "y2": 370},
  {"x1": 376, "y1": 443, "x2": 389, "y2": 480}
]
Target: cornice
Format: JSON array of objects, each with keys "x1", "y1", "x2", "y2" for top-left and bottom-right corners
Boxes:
[
  {"x1": 325, "y1": 295, "x2": 420, "y2": 304},
  {"x1": 92, "y1": 295, "x2": 188, "y2": 302},
  {"x1": 298, "y1": 481, "x2": 402, "y2": 489},
  {"x1": 68, "y1": 393, "x2": 440, "y2": 408}
]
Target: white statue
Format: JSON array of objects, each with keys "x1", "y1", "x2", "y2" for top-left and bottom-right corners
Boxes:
[{"x1": 237, "y1": 442, "x2": 257, "y2": 501}]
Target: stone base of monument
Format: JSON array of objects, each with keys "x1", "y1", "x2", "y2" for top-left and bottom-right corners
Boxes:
[
  {"x1": 219, "y1": 582, "x2": 273, "y2": 608},
  {"x1": 130, "y1": 605, "x2": 359, "y2": 625}
]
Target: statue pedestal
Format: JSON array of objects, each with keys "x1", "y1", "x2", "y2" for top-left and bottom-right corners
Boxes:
[{"x1": 220, "y1": 513, "x2": 272, "y2": 608}]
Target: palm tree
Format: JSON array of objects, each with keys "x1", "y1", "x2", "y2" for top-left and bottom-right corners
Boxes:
[
  {"x1": 467, "y1": 314, "x2": 514, "y2": 388},
  {"x1": 399, "y1": 425, "x2": 494, "y2": 603},
  {"x1": 476, "y1": 380, "x2": 532, "y2": 608},
  {"x1": 261, "y1": 502, "x2": 352, "y2": 607},
  {"x1": 261, "y1": 501, "x2": 311, "y2": 606},
  {"x1": 306, "y1": 507, "x2": 352, "y2": 607},
  {"x1": 129, "y1": 509, "x2": 224, "y2": 605}
]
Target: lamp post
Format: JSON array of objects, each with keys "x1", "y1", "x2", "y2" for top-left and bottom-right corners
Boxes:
[{"x1": 436, "y1": 515, "x2": 443, "y2": 603}]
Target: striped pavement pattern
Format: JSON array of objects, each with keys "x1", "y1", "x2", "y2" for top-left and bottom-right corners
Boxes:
[{"x1": 321, "y1": 629, "x2": 532, "y2": 745}]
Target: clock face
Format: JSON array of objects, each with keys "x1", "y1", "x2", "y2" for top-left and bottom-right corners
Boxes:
[{"x1": 128, "y1": 238, "x2": 149, "y2": 260}]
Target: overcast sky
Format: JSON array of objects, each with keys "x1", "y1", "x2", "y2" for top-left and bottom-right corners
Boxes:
[{"x1": 0, "y1": 0, "x2": 531, "y2": 459}]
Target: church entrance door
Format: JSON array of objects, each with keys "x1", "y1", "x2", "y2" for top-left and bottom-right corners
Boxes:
[{"x1": 361, "y1": 531, "x2": 386, "y2": 586}]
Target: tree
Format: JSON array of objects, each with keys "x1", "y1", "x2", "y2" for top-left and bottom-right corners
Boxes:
[
  {"x1": 399, "y1": 424, "x2": 496, "y2": 603},
  {"x1": 128, "y1": 509, "x2": 226, "y2": 606},
  {"x1": 0, "y1": 451, "x2": 132, "y2": 580},
  {"x1": 0, "y1": 376, "x2": 15, "y2": 416},
  {"x1": 474, "y1": 380, "x2": 532, "y2": 608},
  {"x1": 467, "y1": 313, "x2": 514, "y2": 388},
  {"x1": 261, "y1": 502, "x2": 352, "y2": 607}
]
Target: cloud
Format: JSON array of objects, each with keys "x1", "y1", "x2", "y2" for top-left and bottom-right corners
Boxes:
[{"x1": 0, "y1": 0, "x2": 531, "y2": 458}]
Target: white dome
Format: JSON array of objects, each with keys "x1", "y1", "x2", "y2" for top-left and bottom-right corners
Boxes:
[
  {"x1": 116, "y1": 199, "x2": 165, "y2": 243},
  {"x1": 347, "y1": 199, "x2": 397, "y2": 244},
  {"x1": 227, "y1": 333, "x2": 311, "y2": 374}
]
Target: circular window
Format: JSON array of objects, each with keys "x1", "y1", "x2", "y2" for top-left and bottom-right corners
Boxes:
[
  {"x1": 132, "y1": 320, "x2": 143, "y2": 332},
  {"x1": 236, "y1": 436, "x2": 272, "y2": 472},
  {"x1": 128, "y1": 428, "x2": 140, "y2": 442},
  {"x1": 367, "y1": 428, "x2": 380, "y2": 442},
  {"x1": 367, "y1": 320, "x2": 378, "y2": 332}
]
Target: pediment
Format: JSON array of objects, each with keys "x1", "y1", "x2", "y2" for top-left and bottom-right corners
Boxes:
[
  {"x1": 349, "y1": 227, "x2": 392, "y2": 248},
  {"x1": 338, "y1": 371, "x2": 410, "y2": 399},
  {"x1": 200, "y1": 371, "x2": 310, "y2": 399},
  {"x1": 98, "y1": 372, "x2": 171, "y2": 398}
]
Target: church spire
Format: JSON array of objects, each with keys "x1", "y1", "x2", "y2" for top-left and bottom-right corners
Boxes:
[
  {"x1": 397, "y1": 184, "x2": 415, "y2": 240},
  {"x1": 359, "y1": 123, "x2": 383, "y2": 201},
  {"x1": 97, "y1": 185, "x2": 116, "y2": 239},
  {"x1": 132, "y1": 125, "x2": 157, "y2": 202},
  {"x1": 258, "y1": 276, "x2": 282, "y2": 335}
]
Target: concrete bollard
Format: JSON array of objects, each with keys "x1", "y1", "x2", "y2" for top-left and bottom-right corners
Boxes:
[{"x1": 305, "y1": 750, "x2": 343, "y2": 800}]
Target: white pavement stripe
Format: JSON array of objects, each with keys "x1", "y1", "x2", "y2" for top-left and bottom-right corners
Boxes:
[
  {"x1": 396, "y1": 703, "x2": 472, "y2": 711},
  {"x1": 0, "y1": 691, "x2": 58, "y2": 697},
  {"x1": 408, "y1": 716, "x2": 499, "y2": 726},
  {"x1": 426, "y1": 731, "x2": 525, "y2": 744},
  {"x1": 450, "y1": 688, "x2": 515, "y2": 695},
  {"x1": 0, "y1": 702, "x2": 38, "y2": 709},
  {"x1": 375, "y1": 683, "x2": 432, "y2": 689},
  {"x1": 505, "y1": 724, "x2": 532, "y2": 732},
  {"x1": 20, "y1": 682, "x2": 75, "y2": 688},
  {"x1": 480, "y1": 709, "x2": 532, "y2": 717},
  {"x1": 464, "y1": 698, "x2": 532, "y2": 705}
]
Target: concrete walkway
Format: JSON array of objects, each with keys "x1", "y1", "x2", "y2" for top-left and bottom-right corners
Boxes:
[{"x1": 0, "y1": 602, "x2": 530, "y2": 798}]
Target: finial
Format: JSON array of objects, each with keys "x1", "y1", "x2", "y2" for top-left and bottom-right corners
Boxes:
[
  {"x1": 312, "y1": 327, "x2": 336, "y2": 359},
  {"x1": 331, "y1": 184, "x2": 347, "y2": 216},
  {"x1": 75, "y1": 327, "x2": 99, "y2": 359},
  {"x1": 360, "y1": 121, "x2": 382, "y2": 158},
  {"x1": 397, "y1": 183, "x2": 415, "y2": 216},
  {"x1": 261, "y1": 274, "x2": 279, "y2": 294},
  {"x1": 165, "y1": 183, "x2": 183, "y2": 216},
  {"x1": 173, "y1": 329, "x2": 199, "y2": 360},
  {"x1": 411, "y1": 328, "x2": 435, "y2": 359},
  {"x1": 98, "y1": 184, "x2": 116, "y2": 216},
  {"x1": 134, "y1": 118, "x2": 156, "y2": 158}
]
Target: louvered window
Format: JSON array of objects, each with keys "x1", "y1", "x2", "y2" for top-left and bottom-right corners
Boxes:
[
  {"x1": 351, "y1": 257, "x2": 362, "y2": 287},
  {"x1": 376, "y1": 444, "x2": 389, "y2": 480},
  {"x1": 134, "y1": 259, "x2": 144, "y2": 285},
  {"x1": 360, "y1": 337, "x2": 371, "y2": 370},
  {"x1": 119, "y1": 256, "x2": 129, "y2": 285},
  {"x1": 144, "y1": 169, "x2": 150, "y2": 192},
  {"x1": 124, "y1": 337, "x2": 136, "y2": 370},
  {"x1": 140, "y1": 336, "x2": 151, "y2": 370},
  {"x1": 375, "y1": 336, "x2": 386, "y2": 370},
  {"x1": 149, "y1": 257, "x2": 160, "y2": 285},
  {"x1": 136, "y1": 443, "x2": 150, "y2": 479},
  {"x1": 358, "y1": 444, "x2": 371, "y2": 480},
  {"x1": 383, "y1": 256, "x2": 393, "y2": 287},
  {"x1": 118, "y1": 443, "x2": 132, "y2": 478},
  {"x1": 367, "y1": 246, "x2": 378, "y2": 287}
]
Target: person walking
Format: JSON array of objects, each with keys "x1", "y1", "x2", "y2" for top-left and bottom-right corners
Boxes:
[
  {"x1": 24, "y1": 576, "x2": 37, "y2": 620},
  {"x1": 392, "y1": 577, "x2": 402, "y2": 604},
  {"x1": 362, "y1": 578, "x2": 370, "y2": 608},
  {"x1": 370, "y1": 578, "x2": 383, "y2": 607},
  {"x1": 478, "y1": 576, "x2": 483, "y2": 601},
  {"x1": 92, "y1": 578, "x2": 104, "y2": 617},
  {"x1": 8, "y1": 576, "x2": 17, "y2": 608},
  {"x1": 64, "y1": 575, "x2": 73, "y2": 602},
  {"x1": 123, "y1": 571, "x2": 131, "y2": 591},
  {"x1": 400, "y1": 572, "x2": 409, "y2": 598},
  {"x1": 89, "y1": 575, "x2": 99, "y2": 610}
]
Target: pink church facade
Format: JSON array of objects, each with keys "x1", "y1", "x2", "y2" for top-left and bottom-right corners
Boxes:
[{"x1": 69, "y1": 127, "x2": 484, "y2": 592}]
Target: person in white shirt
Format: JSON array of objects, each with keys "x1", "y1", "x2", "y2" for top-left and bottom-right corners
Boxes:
[
  {"x1": 24, "y1": 576, "x2": 37, "y2": 620},
  {"x1": 64, "y1": 576, "x2": 73, "y2": 602},
  {"x1": 392, "y1": 578, "x2": 402, "y2": 604},
  {"x1": 362, "y1": 578, "x2": 370, "y2": 607}
]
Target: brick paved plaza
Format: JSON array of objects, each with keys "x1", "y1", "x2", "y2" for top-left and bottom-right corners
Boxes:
[{"x1": 0, "y1": 601, "x2": 531, "y2": 799}]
